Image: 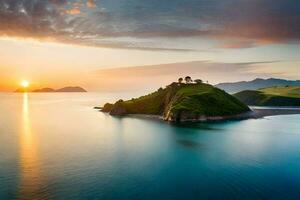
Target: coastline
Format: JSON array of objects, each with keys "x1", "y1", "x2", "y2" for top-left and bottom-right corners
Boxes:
[
  {"x1": 250, "y1": 107, "x2": 300, "y2": 118},
  {"x1": 99, "y1": 107, "x2": 300, "y2": 122}
]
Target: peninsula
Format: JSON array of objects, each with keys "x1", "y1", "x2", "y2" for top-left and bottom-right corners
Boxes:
[
  {"x1": 216, "y1": 78, "x2": 300, "y2": 94},
  {"x1": 100, "y1": 77, "x2": 251, "y2": 122},
  {"x1": 234, "y1": 86, "x2": 300, "y2": 106}
]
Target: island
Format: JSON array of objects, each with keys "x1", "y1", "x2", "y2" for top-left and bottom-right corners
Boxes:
[
  {"x1": 32, "y1": 88, "x2": 56, "y2": 92},
  {"x1": 234, "y1": 86, "x2": 300, "y2": 106},
  {"x1": 99, "y1": 77, "x2": 251, "y2": 122},
  {"x1": 15, "y1": 86, "x2": 87, "y2": 93},
  {"x1": 54, "y1": 86, "x2": 87, "y2": 92}
]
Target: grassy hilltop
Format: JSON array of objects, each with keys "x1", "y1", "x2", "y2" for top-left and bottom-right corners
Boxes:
[
  {"x1": 234, "y1": 86, "x2": 300, "y2": 106},
  {"x1": 101, "y1": 81, "x2": 250, "y2": 122}
]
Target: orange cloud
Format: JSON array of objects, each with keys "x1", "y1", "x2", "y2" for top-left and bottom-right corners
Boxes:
[
  {"x1": 66, "y1": 2, "x2": 82, "y2": 15},
  {"x1": 87, "y1": 0, "x2": 96, "y2": 8},
  {"x1": 67, "y1": 8, "x2": 80, "y2": 15}
]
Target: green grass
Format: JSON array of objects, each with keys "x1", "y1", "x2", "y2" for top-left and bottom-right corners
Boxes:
[
  {"x1": 169, "y1": 85, "x2": 249, "y2": 116},
  {"x1": 259, "y1": 86, "x2": 300, "y2": 98},
  {"x1": 234, "y1": 86, "x2": 300, "y2": 106}
]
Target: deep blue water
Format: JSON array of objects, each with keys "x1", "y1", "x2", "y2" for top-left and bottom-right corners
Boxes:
[{"x1": 1, "y1": 93, "x2": 300, "y2": 200}]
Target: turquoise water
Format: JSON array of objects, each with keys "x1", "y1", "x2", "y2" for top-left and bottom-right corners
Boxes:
[{"x1": 1, "y1": 93, "x2": 300, "y2": 200}]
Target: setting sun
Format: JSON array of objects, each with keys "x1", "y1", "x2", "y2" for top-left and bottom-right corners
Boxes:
[{"x1": 21, "y1": 80, "x2": 30, "y2": 88}]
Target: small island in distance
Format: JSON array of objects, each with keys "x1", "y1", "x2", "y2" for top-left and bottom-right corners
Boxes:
[
  {"x1": 15, "y1": 86, "x2": 87, "y2": 93},
  {"x1": 99, "y1": 77, "x2": 251, "y2": 122}
]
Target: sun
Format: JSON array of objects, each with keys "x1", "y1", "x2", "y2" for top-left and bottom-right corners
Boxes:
[{"x1": 21, "y1": 80, "x2": 30, "y2": 88}]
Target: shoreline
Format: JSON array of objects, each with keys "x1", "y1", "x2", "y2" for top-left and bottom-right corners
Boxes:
[
  {"x1": 250, "y1": 107, "x2": 300, "y2": 118},
  {"x1": 101, "y1": 107, "x2": 300, "y2": 122}
]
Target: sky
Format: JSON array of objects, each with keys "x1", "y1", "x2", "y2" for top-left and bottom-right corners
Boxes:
[{"x1": 0, "y1": 0, "x2": 300, "y2": 92}]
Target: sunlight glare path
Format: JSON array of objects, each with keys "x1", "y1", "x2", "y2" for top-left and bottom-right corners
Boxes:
[{"x1": 18, "y1": 93, "x2": 44, "y2": 199}]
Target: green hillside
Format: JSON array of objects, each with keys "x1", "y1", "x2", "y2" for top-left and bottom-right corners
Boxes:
[
  {"x1": 101, "y1": 82, "x2": 250, "y2": 122},
  {"x1": 234, "y1": 86, "x2": 300, "y2": 106}
]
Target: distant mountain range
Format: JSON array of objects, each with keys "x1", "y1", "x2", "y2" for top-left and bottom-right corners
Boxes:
[
  {"x1": 15, "y1": 86, "x2": 87, "y2": 93},
  {"x1": 215, "y1": 78, "x2": 300, "y2": 93}
]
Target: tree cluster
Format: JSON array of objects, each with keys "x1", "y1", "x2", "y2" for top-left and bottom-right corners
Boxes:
[{"x1": 178, "y1": 76, "x2": 203, "y2": 84}]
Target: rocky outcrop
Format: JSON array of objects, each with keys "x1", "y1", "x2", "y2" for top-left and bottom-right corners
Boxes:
[
  {"x1": 109, "y1": 105, "x2": 127, "y2": 116},
  {"x1": 101, "y1": 103, "x2": 114, "y2": 112},
  {"x1": 163, "y1": 110, "x2": 201, "y2": 122}
]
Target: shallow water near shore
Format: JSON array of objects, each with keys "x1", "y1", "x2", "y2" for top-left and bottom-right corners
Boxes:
[{"x1": 1, "y1": 93, "x2": 300, "y2": 199}]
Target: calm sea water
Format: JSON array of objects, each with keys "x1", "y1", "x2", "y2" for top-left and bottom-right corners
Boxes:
[{"x1": 1, "y1": 93, "x2": 300, "y2": 200}]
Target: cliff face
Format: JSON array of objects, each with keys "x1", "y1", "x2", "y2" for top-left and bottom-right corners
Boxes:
[{"x1": 101, "y1": 83, "x2": 250, "y2": 122}]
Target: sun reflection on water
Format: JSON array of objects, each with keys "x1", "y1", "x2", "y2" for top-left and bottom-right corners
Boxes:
[{"x1": 19, "y1": 93, "x2": 44, "y2": 199}]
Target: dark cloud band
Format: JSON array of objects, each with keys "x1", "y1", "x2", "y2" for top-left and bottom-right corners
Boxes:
[{"x1": 0, "y1": 0, "x2": 299, "y2": 50}]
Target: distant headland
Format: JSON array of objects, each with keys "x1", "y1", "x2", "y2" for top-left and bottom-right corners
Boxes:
[
  {"x1": 15, "y1": 86, "x2": 87, "y2": 93},
  {"x1": 215, "y1": 78, "x2": 300, "y2": 94},
  {"x1": 98, "y1": 76, "x2": 251, "y2": 122},
  {"x1": 234, "y1": 86, "x2": 300, "y2": 107}
]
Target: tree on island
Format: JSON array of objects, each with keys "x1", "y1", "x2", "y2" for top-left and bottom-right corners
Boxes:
[
  {"x1": 185, "y1": 76, "x2": 192, "y2": 84},
  {"x1": 178, "y1": 78, "x2": 183, "y2": 84},
  {"x1": 194, "y1": 79, "x2": 203, "y2": 84}
]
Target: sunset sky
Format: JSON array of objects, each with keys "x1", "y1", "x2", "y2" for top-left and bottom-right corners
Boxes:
[{"x1": 0, "y1": 0, "x2": 300, "y2": 92}]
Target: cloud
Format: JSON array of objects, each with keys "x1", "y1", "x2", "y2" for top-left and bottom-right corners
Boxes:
[
  {"x1": 92, "y1": 60, "x2": 283, "y2": 92},
  {"x1": 0, "y1": 0, "x2": 299, "y2": 50},
  {"x1": 86, "y1": 0, "x2": 96, "y2": 8},
  {"x1": 66, "y1": 2, "x2": 82, "y2": 15},
  {"x1": 217, "y1": 40, "x2": 257, "y2": 49}
]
